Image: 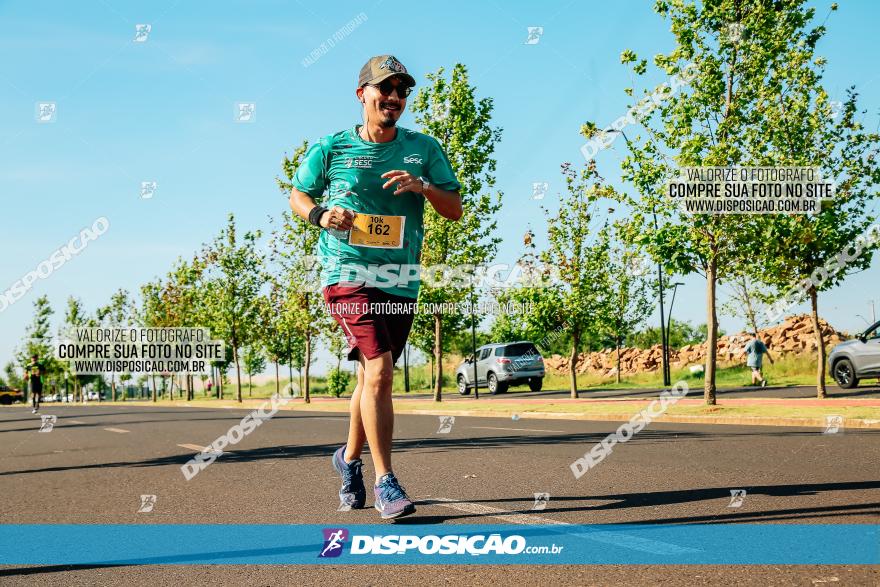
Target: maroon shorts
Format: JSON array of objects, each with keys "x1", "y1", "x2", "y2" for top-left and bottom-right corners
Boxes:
[{"x1": 323, "y1": 284, "x2": 417, "y2": 364}]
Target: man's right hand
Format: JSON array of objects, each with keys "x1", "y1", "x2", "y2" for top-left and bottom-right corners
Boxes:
[{"x1": 320, "y1": 206, "x2": 356, "y2": 231}]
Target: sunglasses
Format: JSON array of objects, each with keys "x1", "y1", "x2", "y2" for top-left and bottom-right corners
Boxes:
[{"x1": 366, "y1": 79, "x2": 412, "y2": 99}]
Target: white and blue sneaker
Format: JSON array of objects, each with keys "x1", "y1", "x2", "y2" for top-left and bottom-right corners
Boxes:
[
  {"x1": 332, "y1": 446, "x2": 366, "y2": 510},
  {"x1": 374, "y1": 472, "x2": 416, "y2": 520}
]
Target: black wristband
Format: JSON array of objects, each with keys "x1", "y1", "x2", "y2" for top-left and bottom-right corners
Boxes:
[{"x1": 308, "y1": 205, "x2": 328, "y2": 227}]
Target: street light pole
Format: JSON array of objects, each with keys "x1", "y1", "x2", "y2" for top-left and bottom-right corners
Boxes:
[
  {"x1": 667, "y1": 282, "x2": 685, "y2": 338},
  {"x1": 666, "y1": 282, "x2": 685, "y2": 377},
  {"x1": 471, "y1": 289, "x2": 479, "y2": 399},
  {"x1": 403, "y1": 344, "x2": 410, "y2": 393},
  {"x1": 651, "y1": 209, "x2": 670, "y2": 388}
]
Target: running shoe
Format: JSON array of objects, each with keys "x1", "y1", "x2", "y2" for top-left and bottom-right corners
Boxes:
[
  {"x1": 332, "y1": 446, "x2": 365, "y2": 509},
  {"x1": 761, "y1": 379, "x2": 767, "y2": 388},
  {"x1": 374, "y1": 472, "x2": 416, "y2": 519}
]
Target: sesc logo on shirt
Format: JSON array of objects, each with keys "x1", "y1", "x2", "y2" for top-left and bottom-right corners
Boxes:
[
  {"x1": 345, "y1": 155, "x2": 376, "y2": 169},
  {"x1": 403, "y1": 153, "x2": 423, "y2": 164}
]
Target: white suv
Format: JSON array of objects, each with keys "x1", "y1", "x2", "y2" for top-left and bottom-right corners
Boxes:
[
  {"x1": 828, "y1": 320, "x2": 880, "y2": 388},
  {"x1": 455, "y1": 341, "x2": 545, "y2": 395}
]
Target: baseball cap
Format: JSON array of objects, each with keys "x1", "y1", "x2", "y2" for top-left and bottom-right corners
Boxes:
[{"x1": 358, "y1": 55, "x2": 416, "y2": 88}]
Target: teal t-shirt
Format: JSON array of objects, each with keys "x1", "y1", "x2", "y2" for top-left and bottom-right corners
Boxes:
[{"x1": 293, "y1": 125, "x2": 460, "y2": 299}]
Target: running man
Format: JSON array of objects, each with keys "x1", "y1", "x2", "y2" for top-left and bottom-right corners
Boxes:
[
  {"x1": 744, "y1": 332, "x2": 774, "y2": 387},
  {"x1": 289, "y1": 55, "x2": 462, "y2": 519},
  {"x1": 24, "y1": 354, "x2": 45, "y2": 413}
]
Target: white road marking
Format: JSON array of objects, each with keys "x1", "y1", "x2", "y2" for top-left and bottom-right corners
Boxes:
[
  {"x1": 178, "y1": 443, "x2": 222, "y2": 456},
  {"x1": 426, "y1": 497, "x2": 700, "y2": 555},
  {"x1": 469, "y1": 426, "x2": 565, "y2": 433},
  {"x1": 103, "y1": 427, "x2": 130, "y2": 433},
  {"x1": 67, "y1": 420, "x2": 86, "y2": 424}
]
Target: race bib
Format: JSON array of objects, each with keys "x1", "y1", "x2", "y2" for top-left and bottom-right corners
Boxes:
[{"x1": 349, "y1": 214, "x2": 405, "y2": 249}]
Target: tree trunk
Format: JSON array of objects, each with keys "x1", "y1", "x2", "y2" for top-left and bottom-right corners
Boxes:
[
  {"x1": 809, "y1": 287, "x2": 827, "y2": 399},
  {"x1": 274, "y1": 361, "x2": 280, "y2": 397},
  {"x1": 569, "y1": 327, "x2": 580, "y2": 399},
  {"x1": 111, "y1": 375, "x2": 117, "y2": 402},
  {"x1": 248, "y1": 372, "x2": 252, "y2": 397},
  {"x1": 616, "y1": 336, "x2": 622, "y2": 384},
  {"x1": 304, "y1": 334, "x2": 312, "y2": 403},
  {"x1": 704, "y1": 253, "x2": 718, "y2": 405},
  {"x1": 233, "y1": 346, "x2": 242, "y2": 403},
  {"x1": 433, "y1": 313, "x2": 443, "y2": 402},
  {"x1": 151, "y1": 375, "x2": 157, "y2": 402},
  {"x1": 218, "y1": 367, "x2": 223, "y2": 399},
  {"x1": 288, "y1": 360, "x2": 294, "y2": 395}
]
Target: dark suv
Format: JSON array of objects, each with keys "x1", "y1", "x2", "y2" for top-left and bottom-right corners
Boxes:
[
  {"x1": 455, "y1": 341, "x2": 545, "y2": 395},
  {"x1": 828, "y1": 320, "x2": 880, "y2": 388}
]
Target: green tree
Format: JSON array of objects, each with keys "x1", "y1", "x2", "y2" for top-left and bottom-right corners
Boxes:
[
  {"x1": 605, "y1": 0, "x2": 842, "y2": 403},
  {"x1": 505, "y1": 163, "x2": 615, "y2": 398},
  {"x1": 17, "y1": 295, "x2": 54, "y2": 362},
  {"x1": 16, "y1": 295, "x2": 58, "y2": 397},
  {"x1": 601, "y1": 233, "x2": 654, "y2": 383},
  {"x1": 4, "y1": 361, "x2": 22, "y2": 390},
  {"x1": 201, "y1": 214, "x2": 264, "y2": 403},
  {"x1": 256, "y1": 283, "x2": 300, "y2": 397},
  {"x1": 60, "y1": 296, "x2": 100, "y2": 402},
  {"x1": 410, "y1": 63, "x2": 503, "y2": 401},
  {"x1": 747, "y1": 90, "x2": 880, "y2": 396},
  {"x1": 138, "y1": 279, "x2": 170, "y2": 402},
  {"x1": 326, "y1": 368, "x2": 350, "y2": 398},
  {"x1": 242, "y1": 345, "x2": 266, "y2": 397},
  {"x1": 96, "y1": 289, "x2": 135, "y2": 402},
  {"x1": 720, "y1": 274, "x2": 768, "y2": 336},
  {"x1": 274, "y1": 142, "x2": 332, "y2": 404}
]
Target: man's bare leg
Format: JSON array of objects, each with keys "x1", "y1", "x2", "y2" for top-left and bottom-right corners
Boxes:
[
  {"x1": 344, "y1": 362, "x2": 367, "y2": 462},
  {"x1": 358, "y1": 351, "x2": 394, "y2": 483}
]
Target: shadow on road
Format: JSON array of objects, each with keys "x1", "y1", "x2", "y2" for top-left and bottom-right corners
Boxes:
[{"x1": 423, "y1": 480, "x2": 880, "y2": 524}]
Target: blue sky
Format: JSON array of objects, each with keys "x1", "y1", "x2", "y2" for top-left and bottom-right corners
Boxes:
[{"x1": 1, "y1": 0, "x2": 878, "y2": 373}]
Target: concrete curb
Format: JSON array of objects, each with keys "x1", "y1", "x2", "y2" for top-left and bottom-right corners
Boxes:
[
  {"x1": 37, "y1": 399, "x2": 880, "y2": 429},
  {"x1": 400, "y1": 409, "x2": 880, "y2": 429}
]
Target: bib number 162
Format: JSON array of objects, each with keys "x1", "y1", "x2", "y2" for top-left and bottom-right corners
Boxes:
[{"x1": 366, "y1": 216, "x2": 391, "y2": 235}]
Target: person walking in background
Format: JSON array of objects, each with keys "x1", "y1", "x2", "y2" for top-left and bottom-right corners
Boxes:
[
  {"x1": 23, "y1": 354, "x2": 45, "y2": 413},
  {"x1": 745, "y1": 332, "x2": 774, "y2": 387}
]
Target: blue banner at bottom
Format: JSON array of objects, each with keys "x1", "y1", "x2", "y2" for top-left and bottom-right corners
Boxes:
[{"x1": 0, "y1": 524, "x2": 876, "y2": 565}]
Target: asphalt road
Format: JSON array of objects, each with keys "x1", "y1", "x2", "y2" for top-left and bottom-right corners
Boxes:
[{"x1": 1, "y1": 405, "x2": 878, "y2": 585}]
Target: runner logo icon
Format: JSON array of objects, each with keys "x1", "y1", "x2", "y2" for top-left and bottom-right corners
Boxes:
[{"x1": 319, "y1": 528, "x2": 349, "y2": 558}]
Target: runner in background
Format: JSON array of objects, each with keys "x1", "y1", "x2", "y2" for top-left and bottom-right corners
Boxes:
[{"x1": 24, "y1": 354, "x2": 45, "y2": 413}]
